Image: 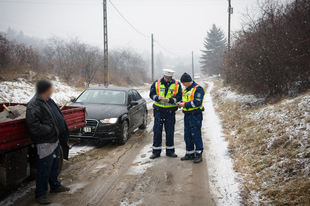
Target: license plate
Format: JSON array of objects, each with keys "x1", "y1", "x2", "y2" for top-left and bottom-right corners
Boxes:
[{"x1": 84, "y1": 127, "x2": 91, "y2": 133}]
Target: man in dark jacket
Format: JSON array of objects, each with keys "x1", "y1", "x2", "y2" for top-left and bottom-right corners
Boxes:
[
  {"x1": 177, "y1": 73, "x2": 205, "y2": 164},
  {"x1": 26, "y1": 80, "x2": 70, "y2": 205},
  {"x1": 149, "y1": 69, "x2": 182, "y2": 159}
]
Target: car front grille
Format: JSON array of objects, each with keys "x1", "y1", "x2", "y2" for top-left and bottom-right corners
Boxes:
[{"x1": 83, "y1": 119, "x2": 99, "y2": 137}]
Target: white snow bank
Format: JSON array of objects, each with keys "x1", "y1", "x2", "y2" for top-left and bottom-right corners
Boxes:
[
  {"x1": 204, "y1": 81, "x2": 241, "y2": 206},
  {"x1": 0, "y1": 78, "x2": 82, "y2": 104}
]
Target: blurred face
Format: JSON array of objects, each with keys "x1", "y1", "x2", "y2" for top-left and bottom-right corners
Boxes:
[
  {"x1": 43, "y1": 86, "x2": 54, "y2": 99},
  {"x1": 164, "y1": 76, "x2": 172, "y2": 82},
  {"x1": 182, "y1": 81, "x2": 193, "y2": 88}
]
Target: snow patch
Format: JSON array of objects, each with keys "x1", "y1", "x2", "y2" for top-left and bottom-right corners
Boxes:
[
  {"x1": 69, "y1": 145, "x2": 94, "y2": 158},
  {"x1": 67, "y1": 182, "x2": 87, "y2": 194},
  {"x1": 120, "y1": 198, "x2": 144, "y2": 206},
  {"x1": 204, "y1": 81, "x2": 242, "y2": 206}
]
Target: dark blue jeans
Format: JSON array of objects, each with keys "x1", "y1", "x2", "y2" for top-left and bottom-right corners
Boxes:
[
  {"x1": 153, "y1": 110, "x2": 176, "y2": 155},
  {"x1": 184, "y1": 113, "x2": 204, "y2": 157},
  {"x1": 35, "y1": 145, "x2": 61, "y2": 198}
]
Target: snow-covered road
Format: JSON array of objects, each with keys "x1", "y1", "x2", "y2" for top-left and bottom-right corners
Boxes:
[{"x1": 0, "y1": 79, "x2": 241, "y2": 206}]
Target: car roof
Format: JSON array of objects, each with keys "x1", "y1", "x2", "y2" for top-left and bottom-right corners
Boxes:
[{"x1": 87, "y1": 86, "x2": 132, "y2": 92}]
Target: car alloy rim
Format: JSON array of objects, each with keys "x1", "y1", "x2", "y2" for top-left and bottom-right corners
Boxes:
[
  {"x1": 144, "y1": 113, "x2": 147, "y2": 125},
  {"x1": 123, "y1": 123, "x2": 128, "y2": 141}
]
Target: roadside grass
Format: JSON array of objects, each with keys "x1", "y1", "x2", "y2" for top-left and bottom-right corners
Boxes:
[{"x1": 211, "y1": 79, "x2": 310, "y2": 205}]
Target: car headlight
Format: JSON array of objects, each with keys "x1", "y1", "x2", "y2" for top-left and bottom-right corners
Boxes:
[{"x1": 100, "y1": 118, "x2": 118, "y2": 124}]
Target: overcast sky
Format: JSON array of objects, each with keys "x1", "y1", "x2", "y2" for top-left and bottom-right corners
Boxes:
[{"x1": 0, "y1": 0, "x2": 275, "y2": 58}]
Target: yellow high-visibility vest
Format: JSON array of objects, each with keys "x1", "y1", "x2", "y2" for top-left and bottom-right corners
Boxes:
[
  {"x1": 153, "y1": 79, "x2": 179, "y2": 108},
  {"x1": 182, "y1": 85, "x2": 205, "y2": 111}
]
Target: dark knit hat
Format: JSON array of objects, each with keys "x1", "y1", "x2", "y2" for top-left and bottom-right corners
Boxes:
[
  {"x1": 36, "y1": 80, "x2": 52, "y2": 94},
  {"x1": 180, "y1": 73, "x2": 192, "y2": 83}
]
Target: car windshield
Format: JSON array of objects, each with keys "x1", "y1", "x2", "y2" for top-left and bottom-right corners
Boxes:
[{"x1": 76, "y1": 89, "x2": 126, "y2": 105}]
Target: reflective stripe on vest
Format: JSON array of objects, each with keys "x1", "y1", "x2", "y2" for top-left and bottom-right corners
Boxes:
[
  {"x1": 182, "y1": 85, "x2": 204, "y2": 112},
  {"x1": 154, "y1": 79, "x2": 179, "y2": 108},
  {"x1": 156, "y1": 79, "x2": 178, "y2": 97}
]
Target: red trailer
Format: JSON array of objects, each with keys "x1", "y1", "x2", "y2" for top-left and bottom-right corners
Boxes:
[{"x1": 0, "y1": 103, "x2": 86, "y2": 187}]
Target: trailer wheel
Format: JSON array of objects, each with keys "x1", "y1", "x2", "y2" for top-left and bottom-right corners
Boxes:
[{"x1": 59, "y1": 146, "x2": 64, "y2": 174}]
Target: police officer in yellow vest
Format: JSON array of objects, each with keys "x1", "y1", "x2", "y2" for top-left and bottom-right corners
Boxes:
[
  {"x1": 177, "y1": 73, "x2": 205, "y2": 163},
  {"x1": 149, "y1": 69, "x2": 182, "y2": 159}
]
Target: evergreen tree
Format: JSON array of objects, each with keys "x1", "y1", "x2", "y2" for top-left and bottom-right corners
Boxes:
[
  {"x1": 200, "y1": 24, "x2": 226, "y2": 75},
  {"x1": 6, "y1": 27, "x2": 16, "y2": 39},
  {"x1": 16, "y1": 30, "x2": 24, "y2": 42}
]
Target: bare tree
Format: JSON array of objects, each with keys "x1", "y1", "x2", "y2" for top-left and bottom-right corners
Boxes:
[
  {"x1": 109, "y1": 47, "x2": 148, "y2": 86},
  {"x1": 222, "y1": 0, "x2": 310, "y2": 98},
  {"x1": 80, "y1": 46, "x2": 101, "y2": 86},
  {"x1": 44, "y1": 36, "x2": 85, "y2": 83}
]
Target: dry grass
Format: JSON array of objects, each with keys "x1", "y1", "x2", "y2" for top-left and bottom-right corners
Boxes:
[{"x1": 211, "y1": 80, "x2": 310, "y2": 205}]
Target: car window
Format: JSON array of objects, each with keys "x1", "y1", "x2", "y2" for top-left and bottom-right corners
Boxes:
[
  {"x1": 76, "y1": 89, "x2": 126, "y2": 105},
  {"x1": 133, "y1": 90, "x2": 142, "y2": 100},
  {"x1": 128, "y1": 90, "x2": 135, "y2": 103}
]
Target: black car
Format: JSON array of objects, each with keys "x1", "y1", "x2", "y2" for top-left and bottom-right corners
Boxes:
[{"x1": 70, "y1": 86, "x2": 148, "y2": 144}]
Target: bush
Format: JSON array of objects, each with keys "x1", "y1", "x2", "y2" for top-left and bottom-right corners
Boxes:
[
  {"x1": 0, "y1": 33, "x2": 149, "y2": 87},
  {"x1": 0, "y1": 33, "x2": 41, "y2": 80},
  {"x1": 223, "y1": 0, "x2": 310, "y2": 98}
]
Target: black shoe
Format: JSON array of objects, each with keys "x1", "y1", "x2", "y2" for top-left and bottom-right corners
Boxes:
[
  {"x1": 35, "y1": 195, "x2": 51, "y2": 205},
  {"x1": 50, "y1": 185, "x2": 70, "y2": 193},
  {"x1": 193, "y1": 154, "x2": 203, "y2": 164},
  {"x1": 181, "y1": 155, "x2": 194, "y2": 161},
  {"x1": 166, "y1": 153, "x2": 178, "y2": 158},
  {"x1": 150, "y1": 154, "x2": 160, "y2": 159}
]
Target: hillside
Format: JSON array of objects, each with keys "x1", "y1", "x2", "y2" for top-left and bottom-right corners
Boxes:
[
  {"x1": 211, "y1": 79, "x2": 310, "y2": 205},
  {"x1": 0, "y1": 77, "x2": 82, "y2": 104}
]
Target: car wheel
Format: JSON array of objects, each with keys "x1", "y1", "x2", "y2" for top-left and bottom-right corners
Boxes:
[
  {"x1": 139, "y1": 111, "x2": 147, "y2": 129},
  {"x1": 118, "y1": 121, "x2": 129, "y2": 145}
]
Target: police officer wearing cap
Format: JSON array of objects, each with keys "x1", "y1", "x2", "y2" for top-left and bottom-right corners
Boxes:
[
  {"x1": 177, "y1": 73, "x2": 205, "y2": 163},
  {"x1": 149, "y1": 69, "x2": 182, "y2": 159}
]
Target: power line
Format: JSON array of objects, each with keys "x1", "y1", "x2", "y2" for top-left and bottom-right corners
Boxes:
[
  {"x1": 108, "y1": 0, "x2": 189, "y2": 57},
  {"x1": 1, "y1": 0, "x2": 192, "y2": 57},
  {"x1": 154, "y1": 40, "x2": 190, "y2": 57},
  {"x1": 108, "y1": 0, "x2": 150, "y2": 38},
  {"x1": 154, "y1": 40, "x2": 180, "y2": 57}
]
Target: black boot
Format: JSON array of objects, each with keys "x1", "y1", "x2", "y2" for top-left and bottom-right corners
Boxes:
[
  {"x1": 150, "y1": 154, "x2": 160, "y2": 159},
  {"x1": 181, "y1": 155, "x2": 194, "y2": 161},
  {"x1": 35, "y1": 195, "x2": 51, "y2": 205},
  {"x1": 166, "y1": 153, "x2": 178, "y2": 158},
  {"x1": 193, "y1": 154, "x2": 203, "y2": 164}
]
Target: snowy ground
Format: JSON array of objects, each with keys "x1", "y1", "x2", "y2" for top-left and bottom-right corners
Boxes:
[
  {"x1": 203, "y1": 81, "x2": 241, "y2": 205},
  {"x1": 68, "y1": 142, "x2": 94, "y2": 158},
  {"x1": 0, "y1": 77, "x2": 82, "y2": 104},
  {"x1": 212, "y1": 79, "x2": 310, "y2": 205},
  {"x1": 1, "y1": 78, "x2": 242, "y2": 206}
]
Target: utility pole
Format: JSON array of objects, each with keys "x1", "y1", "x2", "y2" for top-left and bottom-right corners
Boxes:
[
  {"x1": 151, "y1": 34, "x2": 154, "y2": 82},
  {"x1": 103, "y1": 0, "x2": 109, "y2": 86},
  {"x1": 228, "y1": 0, "x2": 232, "y2": 52},
  {"x1": 192, "y1": 51, "x2": 194, "y2": 79}
]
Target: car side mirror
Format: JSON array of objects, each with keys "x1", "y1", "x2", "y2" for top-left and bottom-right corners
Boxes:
[
  {"x1": 70, "y1": 98, "x2": 76, "y2": 103},
  {"x1": 130, "y1": 101, "x2": 139, "y2": 106}
]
